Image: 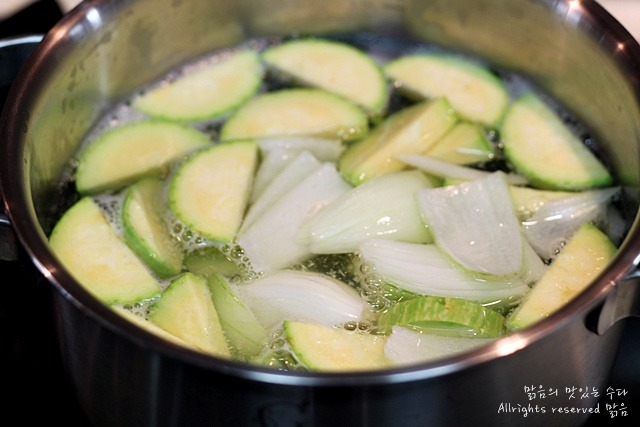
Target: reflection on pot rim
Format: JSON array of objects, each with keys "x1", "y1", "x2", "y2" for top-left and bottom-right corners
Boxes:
[{"x1": 0, "y1": 2, "x2": 640, "y2": 422}]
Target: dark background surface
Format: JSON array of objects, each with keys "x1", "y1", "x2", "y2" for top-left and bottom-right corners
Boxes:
[
  {"x1": 0, "y1": 1, "x2": 639, "y2": 426},
  {"x1": 1, "y1": 1, "x2": 91, "y2": 423}
]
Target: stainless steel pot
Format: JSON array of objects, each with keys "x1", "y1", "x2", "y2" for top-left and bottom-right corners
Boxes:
[{"x1": 1, "y1": 0, "x2": 640, "y2": 425}]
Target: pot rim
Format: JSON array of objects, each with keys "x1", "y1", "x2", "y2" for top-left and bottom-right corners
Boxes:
[{"x1": 2, "y1": 0, "x2": 640, "y2": 387}]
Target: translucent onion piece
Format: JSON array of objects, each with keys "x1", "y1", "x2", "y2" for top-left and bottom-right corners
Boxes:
[
  {"x1": 249, "y1": 147, "x2": 291, "y2": 203},
  {"x1": 359, "y1": 238, "x2": 530, "y2": 302},
  {"x1": 521, "y1": 237, "x2": 548, "y2": 284},
  {"x1": 257, "y1": 136, "x2": 344, "y2": 162},
  {"x1": 397, "y1": 153, "x2": 528, "y2": 185},
  {"x1": 251, "y1": 137, "x2": 344, "y2": 203},
  {"x1": 416, "y1": 171, "x2": 524, "y2": 277},
  {"x1": 241, "y1": 151, "x2": 321, "y2": 233},
  {"x1": 238, "y1": 162, "x2": 351, "y2": 272},
  {"x1": 522, "y1": 187, "x2": 620, "y2": 261},
  {"x1": 232, "y1": 270, "x2": 366, "y2": 330},
  {"x1": 384, "y1": 326, "x2": 494, "y2": 366},
  {"x1": 303, "y1": 170, "x2": 434, "y2": 254}
]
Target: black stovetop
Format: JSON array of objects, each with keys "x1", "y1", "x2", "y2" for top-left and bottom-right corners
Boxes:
[{"x1": 0, "y1": 1, "x2": 638, "y2": 425}]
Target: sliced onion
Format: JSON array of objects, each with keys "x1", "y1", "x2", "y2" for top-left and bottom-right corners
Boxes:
[
  {"x1": 250, "y1": 137, "x2": 344, "y2": 203},
  {"x1": 359, "y1": 238, "x2": 530, "y2": 302},
  {"x1": 257, "y1": 136, "x2": 344, "y2": 162},
  {"x1": 397, "y1": 153, "x2": 528, "y2": 185},
  {"x1": 522, "y1": 187, "x2": 620, "y2": 261},
  {"x1": 238, "y1": 162, "x2": 351, "y2": 273},
  {"x1": 521, "y1": 237, "x2": 547, "y2": 284},
  {"x1": 232, "y1": 270, "x2": 366, "y2": 330},
  {"x1": 241, "y1": 150, "x2": 321, "y2": 233},
  {"x1": 249, "y1": 147, "x2": 291, "y2": 203},
  {"x1": 416, "y1": 171, "x2": 524, "y2": 277},
  {"x1": 302, "y1": 170, "x2": 434, "y2": 254},
  {"x1": 384, "y1": 326, "x2": 495, "y2": 366}
]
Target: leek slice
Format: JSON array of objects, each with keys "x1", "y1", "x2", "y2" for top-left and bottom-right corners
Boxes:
[
  {"x1": 237, "y1": 163, "x2": 351, "y2": 272},
  {"x1": 302, "y1": 170, "x2": 434, "y2": 254},
  {"x1": 384, "y1": 326, "x2": 494, "y2": 365},
  {"x1": 522, "y1": 187, "x2": 620, "y2": 261},
  {"x1": 232, "y1": 270, "x2": 366, "y2": 330},
  {"x1": 359, "y1": 238, "x2": 530, "y2": 303},
  {"x1": 416, "y1": 171, "x2": 525, "y2": 278},
  {"x1": 397, "y1": 153, "x2": 528, "y2": 185}
]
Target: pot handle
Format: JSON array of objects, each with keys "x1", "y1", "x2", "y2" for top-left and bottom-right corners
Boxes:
[
  {"x1": 588, "y1": 271, "x2": 640, "y2": 335},
  {"x1": 0, "y1": 214, "x2": 19, "y2": 261}
]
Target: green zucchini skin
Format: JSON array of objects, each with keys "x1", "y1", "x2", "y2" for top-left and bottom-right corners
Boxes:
[
  {"x1": 263, "y1": 38, "x2": 389, "y2": 120},
  {"x1": 384, "y1": 53, "x2": 510, "y2": 127},
  {"x1": 501, "y1": 93, "x2": 612, "y2": 191}
]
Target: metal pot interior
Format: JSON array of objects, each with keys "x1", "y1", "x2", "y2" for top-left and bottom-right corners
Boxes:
[{"x1": 2, "y1": 0, "x2": 640, "y2": 379}]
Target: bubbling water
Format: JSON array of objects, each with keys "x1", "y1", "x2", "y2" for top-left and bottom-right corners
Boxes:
[{"x1": 51, "y1": 32, "x2": 624, "y2": 369}]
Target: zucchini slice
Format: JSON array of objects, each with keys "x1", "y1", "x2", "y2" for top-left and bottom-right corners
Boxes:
[
  {"x1": 49, "y1": 197, "x2": 162, "y2": 304},
  {"x1": 149, "y1": 272, "x2": 231, "y2": 357},
  {"x1": 263, "y1": 38, "x2": 388, "y2": 119},
  {"x1": 122, "y1": 177, "x2": 184, "y2": 278},
  {"x1": 508, "y1": 185, "x2": 576, "y2": 220},
  {"x1": 426, "y1": 121, "x2": 493, "y2": 165},
  {"x1": 507, "y1": 223, "x2": 617, "y2": 329},
  {"x1": 384, "y1": 53, "x2": 509, "y2": 127},
  {"x1": 377, "y1": 295, "x2": 506, "y2": 338},
  {"x1": 500, "y1": 93, "x2": 613, "y2": 190},
  {"x1": 207, "y1": 274, "x2": 268, "y2": 360},
  {"x1": 284, "y1": 321, "x2": 390, "y2": 372},
  {"x1": 75, "y1": 120, "x2": 210, "y2": 195},
  {"x1": 111, "y1": 306, "x2": 191, "y2": 347},
  {"x1": 220, "y1": 88, "x2": 368, "y2": 142},
  {"x1": 338, "y1": 98, "x2": 457, "y2": 186},
  {"x1": 183, "y1": 245, "x2": 242, "y2": 278},
  {"x1": 132, "y1": 49, "x2": 263, "y2": 122},
  {"x1": 169, "y1": 140, "x2": 258, "y2": 243}
]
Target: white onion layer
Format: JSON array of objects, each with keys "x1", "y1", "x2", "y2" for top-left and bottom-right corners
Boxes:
[
  {"x1": 359, "y1": 238, "x2": 530, "y2": 302},
  {"x1": 396, "y1": 153, "x2": 528, "y2": 185},
  {"x1": 303, "y1": 170, "x2": 434, "y2": 254},
  {"x1": 384, "y1": 326, "x2": 494, "y2": 365},
  {"x1": 416, "y1": 171, "x2": 525, "y2": 277},
  {"x1": 232, "y1": 270, "x2": 366, "y2": 330},
  {"x1": 522, "y1": 187, "x2": 620, "y2": 260}
]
